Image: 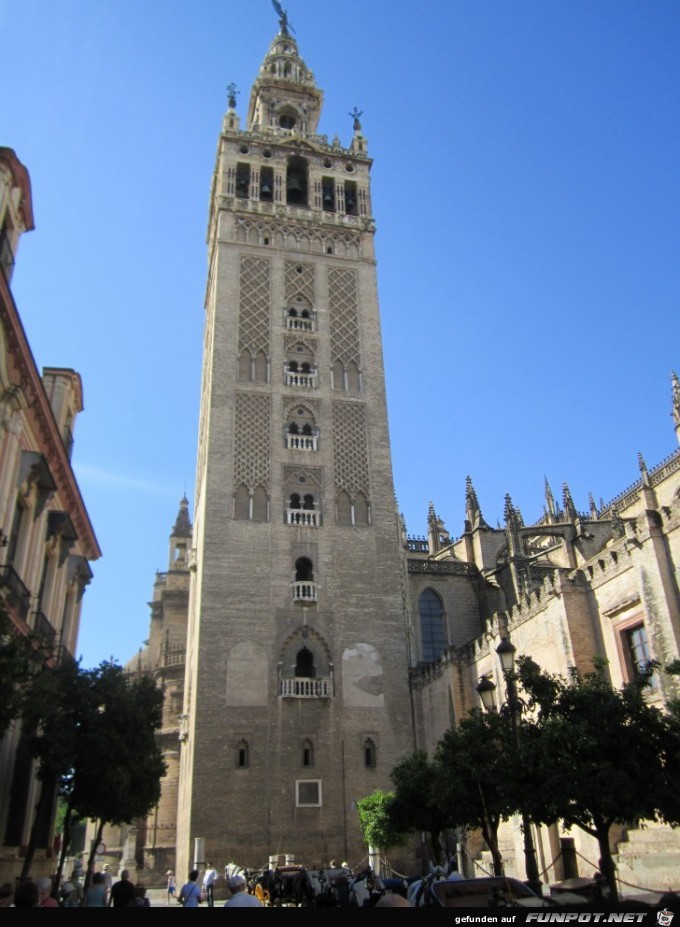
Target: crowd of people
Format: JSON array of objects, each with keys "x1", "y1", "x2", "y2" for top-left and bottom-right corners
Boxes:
[{"x1": 0, "y1": 862, "x2": 151, "y2": 908}]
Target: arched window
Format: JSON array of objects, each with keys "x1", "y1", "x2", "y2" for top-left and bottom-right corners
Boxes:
[
  {"x1": 234, "y1": 484, "x2": 250, "y2": 520},
  {"x1": 295, "y1": 647, "x2": 315, "y2": 678},
  {"x1": 289, "y1": 493, "x2": 301, "y2": 510},
  {"x1": 295, "y1": 557, "x2": 314, "y2": 582},
  {"x1": 252, "y1": 487, "x2": 267, "y2": 522},
  {"x1": 302, "y1": 739, "x2": 314, "y2": 768},
  {"x1": 237, "y1": 740, "x2": 249, "y2": 768},
  {"x1": 354, "y1": 492, "x2": 369, "y2": 525},
  {"x1": 419, "y1": 589, "x2": 447, "y2": 662},
  {"x1": 363, "y1": 738, "x2": 376, "y2": 768},
  {"x1": 336, "y1": 491, "x2": 352, "y2": 525},
  {"x1": 303, "y1": 494, "x2": 315, "y2": 510}
]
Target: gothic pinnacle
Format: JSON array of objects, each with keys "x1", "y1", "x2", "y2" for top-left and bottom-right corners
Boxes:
[
  {"x1": 562, "y1": 482, "x2": 577, "y2": 520},
  {"x1": 544, "y1": 477, "x2": 557, "y2": 517}
]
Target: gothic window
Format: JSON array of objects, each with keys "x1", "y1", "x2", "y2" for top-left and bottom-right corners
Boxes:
[
  {"x1": 287, "y1": 492, "x2": 318, "y2": 524},
  {"x1": 322, "y1": 177, "x2": 335, "y2": 212},
  {"x1": 285, "y1": 405, "x2": 317, "y2": 450},
  {"x1": 252, "y1": 486, "x2": 268, "y2": 522},
  {"x1": 236, "y1": 163, "x2": 250, "y2": 198},
  {"x1": 336, "y1": 491, "x2": 352, "y2": 525},
  {"x1": 419, "y1": 589, "x2": 447, "y2": 662},
  {"x1": 335, "y1": 491, "x2": 369, "y2": 526},
  {"x1": 237, "y1": 740, "x2": 249, "y2": 768},
  {"x1": 295, "y1": 646, "x2": 315, "y2": 678},
  {"x1": 234, "y1": 485, "x2": 268, "y2": 522},
  {"x1": 354, "y1": 492, "x2": 369, "y2": 525},
  {"x1": 234, "y1": 485, "x2": 250, "y2": 520},
  {"x1": 253, "y1": 350, "x2": 267, "y2": 383},
  {"x1": 346, "y1": 360, "x2": 360, "y2": 393},
  {"x1": 301, "y1": 739, "x2": 314, "y2": 768},
  {"x1": 332, "y1": 360, "x2": 345, "y2": 391},
  {"x1": 286, "y1": 155, "x2": 308, "y2": 206},
  {"x1": 363, "y1": 738, "x2": 376, "y2": 768}
]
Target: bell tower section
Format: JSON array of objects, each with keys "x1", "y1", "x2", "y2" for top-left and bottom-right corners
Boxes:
[{"x1": 176, "y1": 23, "x2": 414, "y2": 874}]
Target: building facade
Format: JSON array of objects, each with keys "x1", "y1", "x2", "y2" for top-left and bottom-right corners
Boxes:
[
  {"x1": 120, "y1": 20, "x2": 680, "y2": 893},
  {"x1": 0, "y1": 148, "x2": 101, "y2": 883},
  {"x1": 172, "y1": 21, "x2": 416, "y2": 877}
]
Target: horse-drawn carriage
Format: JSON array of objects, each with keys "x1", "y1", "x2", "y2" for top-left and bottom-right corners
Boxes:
[{"x1": 242, "y1": 863, "x2": 388, "y2": 907}]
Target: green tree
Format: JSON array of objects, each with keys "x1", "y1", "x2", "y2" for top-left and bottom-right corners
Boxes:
[
  {"x1": 434, "y1": 710, "x2": 519, "y2": 877},
  {"x1": 517, "y1": 658, "x2": 680, "y2": 901},
  {"x1": 387, "y1": 751, "x2": 450, "y2": 865},
  {"x1": 70, "y1": 662, "x2": 166, "y2": 889},
  {"x1": 355, "y1": 789, "x2": 408, "y2": 857}
]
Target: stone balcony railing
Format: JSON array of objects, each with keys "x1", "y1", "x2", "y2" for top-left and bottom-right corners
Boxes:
[
  {"x1": 286, "y1": 509, "x2": 319, "y2": 527},
  {"x1": 291, "y1": 580, "x2": 318, "y2": 603},
  {"x1": 285, "y1": 370, "x2": 317, "y2": 389},
  {"x1": 285, "y1": 315, "x2": 315, "y2": 332},
  {"x1": 285, "y1": 434, "x2": 318, "y2": 451},
  {"x1": 279, "y1": 677, "x2": 331, "y2": 699}
]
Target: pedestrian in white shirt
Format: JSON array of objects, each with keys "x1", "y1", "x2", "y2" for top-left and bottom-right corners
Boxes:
[{"x1": 202, "y1": 862, "x2": 218, "y2": 907}]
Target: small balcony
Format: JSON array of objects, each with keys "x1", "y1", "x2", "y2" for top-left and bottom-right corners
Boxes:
[
  {"x1": 285, "y1": 433, "x2": 318, "y2": 452},
  {"x1": 0, "y1": 564, "x2": 31, "y2": 620},
  {"x1": 292, "y1": 580, "x2": 318, "y2": 603},
  {"x1": 286, "y1": 509, "x2": 319, "y2": 527},
  {"x1": 285, "y1": 313, "x2": 315, "y2": 333},
  {"x1": 34, "y1": 611, "x2": 56, "y2": 656},
  {"x1": 285, "y1": 370, "x2": 317, "y2": 389},
  {"x1": 279, "y1": 677, "x2": 331, "y2": 699}
]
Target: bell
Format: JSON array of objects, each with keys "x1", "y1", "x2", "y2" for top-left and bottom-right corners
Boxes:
[
  {"x1": 287, "y1": 177, "x2": 303, "y2": 193},
  {"x1": 323, "y1": 191, "x2": 334, "y2": 206},
  {"x1": 261, "y1": 181, "x2": 272, "y2": 197}
]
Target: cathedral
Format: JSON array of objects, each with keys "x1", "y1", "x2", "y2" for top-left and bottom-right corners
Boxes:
[{"x1": 108, "y1": 13, "x2": 680, "y2": 891}]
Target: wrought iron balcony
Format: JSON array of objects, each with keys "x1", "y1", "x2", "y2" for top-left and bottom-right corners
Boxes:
[
  {"x1": 0, "y1": 564, "x2": 31, "y2": 620},
  {"x1": 279, "y1": 677, "x2": 331, "y2": 699},
  {"x1": 285, "y1": 434, "x2": 318, "y2": 451},
  {"x1": 286, "y1": 509, "x2": 319, "y2": 527},
  {"x1": 34, "y1": 611, "x2": 56, "y2": 655},
  {"x1": 292, "y1": 581, "x2": 317, "y2": 603}
]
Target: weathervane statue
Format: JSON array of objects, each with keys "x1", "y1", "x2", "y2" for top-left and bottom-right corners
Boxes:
[{"x1": 271, "y1": 0, "x2": 295, "y2": 36}]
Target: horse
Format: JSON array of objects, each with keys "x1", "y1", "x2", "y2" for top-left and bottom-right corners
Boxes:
[
  {"x1": 305, "y1": 866, "x2": 352, "y2": 907},
  {"x1": 406, "y1": 865, "x2": 448, "y2": 907},
  {"x1": 348, "y1": 866, "x2": 385, "y2": 907}
]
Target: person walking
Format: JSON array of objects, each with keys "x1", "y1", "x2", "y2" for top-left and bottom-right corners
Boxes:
[
  {"x1": 179, "y1": 869, "x2": 202, "y2": 908},
  {"x1": 83, "y1": 872, "x2": 108, "y2": 907},
  {"x1": 166, "y1": 870, "x2": 176, "y2": 905},
  {"x1": 108, "y1": 869, "x2": 135, "y2": 908},
  {"x1": 223, "y1": 874, "x2": 263, "y2": 908},
  {"x1": 202, "y1": 862, "x2": 218, "y2": 907}
]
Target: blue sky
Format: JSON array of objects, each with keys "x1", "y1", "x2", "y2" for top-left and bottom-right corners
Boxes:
[{"x1": 3, "y1": 0, "x2": 679, "y2": 670}]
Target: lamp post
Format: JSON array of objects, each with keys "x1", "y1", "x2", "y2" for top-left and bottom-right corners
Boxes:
[{"x1": 476, "y1": 638, "x2": 542, "y2": 897}]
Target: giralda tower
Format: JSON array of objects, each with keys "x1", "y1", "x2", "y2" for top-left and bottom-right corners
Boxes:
[{"x1": 176, "y1": 11, "x2": 414, "y2": 872}]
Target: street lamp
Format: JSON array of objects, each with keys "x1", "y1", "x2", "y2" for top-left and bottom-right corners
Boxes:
[{"x1": 475, "y1": 639, "x2": 542, "y2": 897}]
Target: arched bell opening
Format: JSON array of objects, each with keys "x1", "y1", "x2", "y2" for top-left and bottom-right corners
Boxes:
[{"x1": 286, "y1": 156, "x2": 308, "y2": 206}]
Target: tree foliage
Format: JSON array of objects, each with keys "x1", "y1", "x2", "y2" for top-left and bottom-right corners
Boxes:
[
  {"x1": 387, "y1": 751, "x2": 451, "y2": 864},
  {"x1": 355, "y1": 789, "x2": 408, "y2": 851},
  {"x1": 516, "y1": 657, "x2": 680, "y2": 900},
  {"x1": 435, "y1": 709, "x2": 521, "y2": 875}
]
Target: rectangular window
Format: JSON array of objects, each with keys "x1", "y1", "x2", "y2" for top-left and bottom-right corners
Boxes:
[
  {"x1": 296, "y1": 779, "x2": 322, "y2": 807},
  {"x1": 624, "y1": 624, "x2": 658, "y2": 688},
  {"x1": 236, "y1": 163, "x2": 250, "y2": 198}
]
